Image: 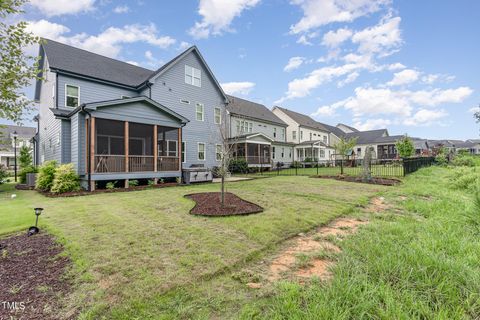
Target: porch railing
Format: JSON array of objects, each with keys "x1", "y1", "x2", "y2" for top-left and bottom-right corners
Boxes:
[
  {"x1": 94, "y1": 155, "x2": 125, "y2": 173},
  {"x1": 236, "y1": 156, "x2": 271, "y2": 165},
  {"x1": 129, "y1": 155, "x2": 154, "y2": 172},
  {"x1": 158, "y1": 156, "x2": 179, "y2": 171}
]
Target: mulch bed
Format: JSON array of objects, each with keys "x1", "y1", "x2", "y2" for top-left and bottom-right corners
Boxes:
[
  {"x1": 39, "y1": 182, "x2": 179, "y2": 198},
  {"x1": 15, "y1": 184, "x2": 35, "y2": 190},
  {"x1": 0, "y1": 233, "x2": 73, "y2": 320},
  {"x1": 185, "y1": 192, "x2": 264, "y2": 216},
  {"x1": 313, "y1": 175, "x2": 401, "y2": 186}
]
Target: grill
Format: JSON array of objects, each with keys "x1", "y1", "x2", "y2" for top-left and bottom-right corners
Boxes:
[{"x1": 182, "y1": 164, "x2": 213, "y2": 184}]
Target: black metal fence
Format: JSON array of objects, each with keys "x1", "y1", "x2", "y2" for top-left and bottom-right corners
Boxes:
[{"x1": 241, "y1": 157, "x2": 435, "y2": 178}]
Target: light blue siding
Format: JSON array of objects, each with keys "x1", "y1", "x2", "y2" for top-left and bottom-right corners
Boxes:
[
  {"x1": 143, "y1": 51, "x2": 226, "y2": 169},
  {"x1": 61, "y1": 120, "x2": 71, "y2": 163}
]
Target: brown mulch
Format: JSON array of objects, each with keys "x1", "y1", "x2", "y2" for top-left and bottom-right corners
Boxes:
[
  {"x1": 185, "y1": 192, "x2": 263, "y2": 216},
  {"x1": 39, "y1": 182, "x2": 179, "y2": 198},
  {"x1": 313, "y1": 175, "x2": 401, "y2": 186},
  {"x1": 0, "y1": 233, "x2": 73, "y2": 320}
]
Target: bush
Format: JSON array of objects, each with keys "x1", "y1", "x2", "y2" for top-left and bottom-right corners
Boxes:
[
  {"x1": 128, "y1": 179, "x2": 139, "y2": 187},
  {"x1": 290, "y1": 161, "x2": 302, "y2": 168},
  {"x1": 229, "y1": 158, "x2": 248, "y2": 173},
  {"x1": 452, "y1": 155, "x2": 475, "y2": 167},
  {"x1": 448, "y1": 167, "x2": 480, "y2": 191},
  {"x1": 0, "y1": 164, "x2": 7, "y2": 184},
  {"x1": 51, "y1": 163, "x2": 81, "y2": 194},
  {"x1": 106, "y1": 181, "x2": 117, "y2": 190},
  {"x1": 435, "y1": 154, "x2": 448, "y2": 166},
  {"x1": 35, "y1": 160, "x2": 57, "y2": 191},
  {"x1": 19, "y1": 165, "x2": 37, "y2": 184}
]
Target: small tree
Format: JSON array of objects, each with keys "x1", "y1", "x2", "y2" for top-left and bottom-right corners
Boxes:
[
  {"x1": 395, "y1": 135, "x2": 415, "y2": 158},
  {"x1": 0, "y1": 0, "x2": 43, "y2": 122},
  {"x1": 334, "y1": 137, "x2": 357, "y2": 175},
  {"x1": 35, "y1": 160, "x2": 57, "y2": 191},
  {"x1": 18, "y1": 145, "x2": 32, "y2": 168}
]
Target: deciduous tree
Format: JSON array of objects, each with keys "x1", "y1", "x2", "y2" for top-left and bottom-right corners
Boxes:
[{"x1": 395, "y1": 135, "x2": 415, "y2": 158}]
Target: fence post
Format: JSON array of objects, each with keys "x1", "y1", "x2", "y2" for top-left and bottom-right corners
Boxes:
[
  {"x1": 316, "y1": 164, "x2": 319, "y2": 175},
  {"x1": 295, "y1": 165, "x2": 298, "y2": 176}
]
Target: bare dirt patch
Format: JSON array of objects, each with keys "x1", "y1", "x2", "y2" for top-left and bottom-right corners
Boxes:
[
  {"x1": 314, "y1": 175, "x2": 401, "y2": 186},
  {"x1": 0, "y1": 233, "x2": 73, "y2": 320},
  {"x1": 364, "y1": 196, "x2": 392, "y2": 213},
  {"x1": 185, "y1": 192, "x2": 263, "y2": 216}
]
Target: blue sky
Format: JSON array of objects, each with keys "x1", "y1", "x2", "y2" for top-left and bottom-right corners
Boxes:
[{"x1": 6, "y1": 0, "x2": 480, "y2": 139}]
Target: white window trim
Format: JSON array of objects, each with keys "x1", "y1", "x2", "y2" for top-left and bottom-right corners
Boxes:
[
  {"x1": 196, "y1": 103, "x2": 204, "y2": 122},
  {"x1": 65, "y1": 84, "x2": 80, "y2": 108},
  {"x1": 182, "y1": 141, "x2": 186, "y2": 163},
  {"x1": 214, "y1": 107, "x2": 221, "y2": 124},
  {"x1": 197, "y1": 142, "x2": 206, "y2": 161},
  {"x1": 215, "y1": 144, "x2": 222, "y2": 161}
]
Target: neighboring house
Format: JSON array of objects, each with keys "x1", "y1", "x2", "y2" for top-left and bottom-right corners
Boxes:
[
  {"x1": 455, "y1": 139, "x2": 480, "y2": 155},
  {"x1": 272, "y1": 106, "x2": 335, "y2": 162},
  {"x1": 35, "y1": 39, "x2": 228, "y2": 190},
  {"x1": 0, "y1": 125, "x2": 36, "y2": 169},
  {"x1": 343, "y1": 130, "x2": 404, "y2": 160},
  {"x1": 226, "y1": 96, "x2": 293, "y2": 167}
]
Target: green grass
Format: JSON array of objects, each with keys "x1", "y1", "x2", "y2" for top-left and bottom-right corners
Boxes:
[{"x1": 0, "y1": 176, "x2": 383, "y2": 318}]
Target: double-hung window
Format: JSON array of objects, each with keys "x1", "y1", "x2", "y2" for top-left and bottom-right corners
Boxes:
[
  {"x1": 196, "y1": 103, "x2": 204, "y2": 121},
  {"x1": 292, "y1": 131, "x2": 297, "y2": 140},
  {"x1": 198, "y1": 143, "x2": 205, "y2": 160},
  {"x1": 65, "y1": 84, "x2": 79, "y2": 108},
  {"x1": 181, "y1": 142, "x2": 186, "y2": 163},
  {"x1": 214, "y1": 107, "x2": 221, "y2": 124},
  {"x1": 273, "y1": 128, "x2": 277, "y2": 138},
  {"x1": 215, "y1": 144, "x2": 222, "y2": 161},
  {"x1": 185, "y1": 65, "x2": 201, "y2": 87},
  {"x1": 281, "y1": 128, "x2": 285, "y2": 141}
]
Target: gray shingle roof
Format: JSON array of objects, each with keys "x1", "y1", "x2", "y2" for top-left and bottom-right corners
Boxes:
[
  {"x1": 320, "y1": 122, "x2": 346, "y2": 138},
  {"x1": 274, "y1": 107, "x2": 329, "y2": 132},
  {"x1": 0, "y1": 125, "x2": 36, "y2": 152},
  {"x1": 42, "y1": 39, "x2": 155, "y2": 87},
  {"x1": 345, "y1": 129, "x2": 388, "y2": 144},
  {"x1": 227, "y1": 96, "x2": 286, "y2": 126}
]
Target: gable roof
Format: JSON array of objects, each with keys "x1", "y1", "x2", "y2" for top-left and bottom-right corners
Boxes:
[
  {"x1": 227, "y1": 96, "x2": 286, "y2": 126},
  {"x1": 319, "y1": 122, "x2": 346, "y2": 138},
  {"x1": 228, "y1": 132, "x2": 275, "y2": 142},
  {"x1": 274, "y1": 106, "x2": 330, "y2": 132},
  {"x1": 345, "y1": 129, "x2": 389, "y2": 144},
  {"x1": 41, "y1": 39, "x2": 154, "y2": 88},
  {"x1": 337, "y1": 123, "x2": 359, "y2": 132}
]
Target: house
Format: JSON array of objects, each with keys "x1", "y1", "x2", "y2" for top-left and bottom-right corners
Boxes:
[
  {"x1": 0, "y1": 125, "x2": 36, "y2": 169},
  {"x1": 456, "y1": 139, "x2": 480, "y2": 155},
  {"x1": 272, "y1": 106, "x2": 335, "y2": 162},
  {"x1": 226, "y1": 96, "x2": 294, "y2": 167},
  {"x1": 35, "y1": 39, "x2": 228, "y2": 190},
  {"x1": 342, "y1": 129, "x2": 404, "y2": 160}
]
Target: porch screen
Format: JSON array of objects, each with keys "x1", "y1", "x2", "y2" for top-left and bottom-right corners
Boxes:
[
  {"x1": 157, "y1": 127, "x2": 178, "y2": 157},
  {"x1": 129, "y1": 123, "x2": 153, "y2": 156},
  {"x1": 96, "y1": 119, "x2": 125, "y2": 155}
]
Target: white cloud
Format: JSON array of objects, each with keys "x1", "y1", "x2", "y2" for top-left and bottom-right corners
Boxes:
[
  {"x1": 144, "y1": 50, "x2": 163, "y2": 68},
  {"x1": 188, "y1": 0, "x2": 260, "y2": 39},
  {"x1": 297, "y1": 35, "x2": 313, "y2": 45},
  {"x1": 289, "y1": 0, "x2": 390, "y2": 34},
  {"x1": 403, "y1": 109, "x2": 448, "y2": 126},
  {"x1": 26, "y1": 20, "x2": 176, "y2": 58},
  {"x1": 386, "y1": 69, "x2": 420, "y2": 86},
  {"x1": 221, "y1": 82, "x2": 256, "y2": 95},
  {"x1": 311, "y1": 105, "x2": 337, "y2": 117},
  {"x1": 125, "y1": 60, "x2": 140, "y2": 66},
  {"x1": 338, "y1": 71, "x2": 359, "y2": 87},
  {"x1": 178, "y1": 41, "x2": 191, "y2": 50},
  {"x1": 421, "y1": 73, "x2": 455, "y2": 84},
  {"x1": 353, "y1": 118, "x2": 391, "y2": 130},
  {"x1": 351, "y1": 15, "x2": 402, "y2": 56},
  {"x1": 322, "y1": 28, "x2": 352, "y2": 47},
  {"x1": 29, "y1": 0, "x2": 95, "y2": 17},
  {"x1": 113, "y1": 5, "x2": 130, "y2": 13},
  {"x1": 469, "y1": 106, "x2": 480, "y2": 113},
  {"x1": 284, "y1": 57, "x2": 305, "y2": 72},
  {"x1": 387, "y1": 62, "x2": 406, "y2": 71}
]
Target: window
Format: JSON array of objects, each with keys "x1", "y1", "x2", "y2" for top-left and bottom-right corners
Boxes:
[
  {"x1": 121, "y1": 95, "x2": 130, "y2": 99},
  {"x1": 236, "y1": 120, "x2": 253, "y2": 134},
  {"x1": 281, "y1": 128, "x2": 285, "y2": 140},
  {"x1": 300, "y1": 131, "x2": 303, "y2": 140},
  {"x1": 323, "y1": 136, "x2": 328, "y2": 144},
  {"x1": 309, "y1": 132, "x2": 312, "y2": 140},
  {"x1": 281, "y1": 148, "x2": 284, "y2": 158},
  {"x1": 320, "y1": 149, "x2": 325, "y2": 158},
  {"x1": 236, "y1": 120, "x2": 241, "y2": 134},
  {"x1": 273, "y1": 128, "x2": 277, "y2": 138},
  {"x1": 272, "y1": 147, "x2": 276, "y2": 159},
  {"x1": 185, "y1": 65, "x2": 201, "y2": 87},
  {"x1": 198, "y1": 143, "x2": 205, "y2": 160},
  {"x1": 292, "y1": 131, "x2": 297, "y2": 140},
  {"x1": 289, "y1": 150, "x2": 292, "y2": 158},
  {"x1": 216, "y1": 144, "x2": 222, "y2": 161},
  {"x1": 196, "y1": 103, "x2": 204, "y2": 121},
  {"x1": 249, "y1": 122, "x2": 253, "y2": 133},
  {"x1": 65, "y1": 84, "x2": 79, "y2": 108},
  {"x1": 357, "y1": 147, "x2": 362, "y2": 157},
  {"x1": 214, "y1": 107, "x2": 221, "y2": 124},
  {"x1": 181, "y1": 142, "x2": 186, "y2": 163}
]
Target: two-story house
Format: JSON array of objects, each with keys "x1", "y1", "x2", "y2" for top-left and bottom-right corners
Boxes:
[
  {"x1": 35, "y1": 39, "x2": 228, "y2": 190},
  {"x1": 226, "y1": 96, "x2": 293, "y2": 167},
  {"x1": 0, "y1": 125, "x2": 36, "y2": 169},
  {"x1": 272, "y1": 106, "x2": 335, "y2": 162}
]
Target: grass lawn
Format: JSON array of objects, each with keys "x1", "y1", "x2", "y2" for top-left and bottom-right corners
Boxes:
[
  {"x1": 246, "y1": 164, "x2": 404, "y2": 178},
  {"x1": 0, "y1": 176, "x2": 384, "y2": 318}
]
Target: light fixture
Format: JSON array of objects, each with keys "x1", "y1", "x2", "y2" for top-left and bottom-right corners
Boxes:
[{"x1": 28, "y1": 207, "x2": 44, "y2": 236}]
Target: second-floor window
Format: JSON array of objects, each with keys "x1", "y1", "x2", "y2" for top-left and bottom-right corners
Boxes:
[
  {"x1": 273, "y1": 128, "x2": 277, "y2": 138},
  {"x1": 196, "y1": 103, "x2": 204, "y2": 121},
  {"x1": 323, "y1": 136, "x2": 328, "y2": 144},
  {"x1": 309, "y1": 132, "x2": 312, "y2": 140},
  {"x1": 236, "y1": 120, "x2": 253, "y2": 134},
  {"x1": 214, "y1": 107, "x2": 221, "y2": 124},
  {"x1": 300, "y1": 131, "x2": 303, "y2": 140},
  {"x1": 281, "y1": 128, "x2": 285, "y2": 140},
  {"x1": 185, "y1": 65, "x2": 201, "y2": 87},
  {"x1": 66, "y1": 84, "x2": 79, "y2": 108},
  {"x1": 292, "y1": 131, "x2": 297, "y2": 140}
]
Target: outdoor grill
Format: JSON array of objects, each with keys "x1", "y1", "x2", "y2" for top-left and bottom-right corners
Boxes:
[{"x1": 182, "y1": 164, "x2": 213, "y2": 184}]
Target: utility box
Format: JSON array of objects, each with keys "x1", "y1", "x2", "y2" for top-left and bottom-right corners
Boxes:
[
  {"x1": 26, "y1": 173, "x2": 37, "y2": 187},
  {"x1": 182, "y1": 164, "x2": 213, "y2": 184}
]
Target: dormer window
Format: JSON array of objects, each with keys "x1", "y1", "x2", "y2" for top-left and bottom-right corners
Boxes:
[
  {"x1": 185, "y1": 65, "x2": 201, "y2": 87},
  {"x1": 65, "y1": 84, "x2": 79, "y2": 108}
]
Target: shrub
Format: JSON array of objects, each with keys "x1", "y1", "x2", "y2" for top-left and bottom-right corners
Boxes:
[
  {"x1": 51, "y1": 163, "x2": 81, "y2": 194},
  {"x1": 0, "y1": 164, "x2": 7, "y2": 184},
  {"x1": 448, "y1": 167, "x2": 480, "y2": 191},
  {"x1": 148, "y1": 179, "x2": 155, "y2": 186},
  {"x1": 229, "y1": 158, "x2": 248, "y2": 173},
  {"x1": 452, "y1": 155, "x2": 475, "y2": 167},
  {"x1": 435, "y1": 154, "x2": 448, "y2": 166},
  {"x1": 106, "y1": 181, "x2": 117, "y2": 190},
  {"x1": 290, "y1": 161, "x2": 302, "y2": 168},
  {"x1": 128, "y1": 179, "x2": 139, "y2": 187},
  {"x1": 19, "y1": 165, "x2": 37, "y2": 184},
  {"x1": 18, "y1": 145, "x2": 32, "y2": 169},
  {"x1": 304, "y1": 157, "x2": 313, "y2": 163},
  {"x1": 35, "y1": 160, "x2": 57, "y2": 191},
  {"x1": 395, "y1": 136, "x2": 415, "y2": 158}
]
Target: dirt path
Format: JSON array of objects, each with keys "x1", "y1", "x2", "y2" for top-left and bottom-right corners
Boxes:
[{"x1": 246, "y1": 197, "x2": 390, "y2": 287}]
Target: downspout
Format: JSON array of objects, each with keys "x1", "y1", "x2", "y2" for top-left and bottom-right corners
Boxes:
[
  {"x1": 81, "y1": 105, "x2": 92, "y2": 191},
  {"x1": 55, "y1": 73, "x2": 59, "y2": 109}
]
